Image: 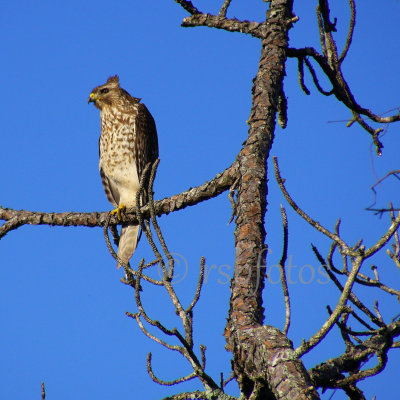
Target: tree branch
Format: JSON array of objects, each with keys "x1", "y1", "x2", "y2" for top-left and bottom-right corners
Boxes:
[
  {"x1": 182, "y1": 14, "x2": 268, "y2": 39},
  {"x1": 0, "y1": 163, "x2": 237, "y2": 239},
  {"x1": 310, "y1": 320, "x2": 400, "y2": 390}
]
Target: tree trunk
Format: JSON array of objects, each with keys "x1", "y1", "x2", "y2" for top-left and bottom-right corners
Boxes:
[{"x1": 225, "y1": 1, "x2": 320, "y2": 398}]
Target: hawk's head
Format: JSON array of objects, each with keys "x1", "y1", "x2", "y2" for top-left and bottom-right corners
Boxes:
[{"x1": 88, "y1": 75, "x2": 122, "y2": 110}]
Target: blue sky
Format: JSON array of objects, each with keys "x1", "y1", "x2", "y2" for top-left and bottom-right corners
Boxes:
[{"x1": 0, "y1": 1, "x2": 399, "y2": 399}]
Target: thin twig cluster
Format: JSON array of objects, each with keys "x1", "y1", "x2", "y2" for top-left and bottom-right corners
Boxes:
[
  {"x1": 273, "y1": 156, "x2": 400, "y2": 394},
  {"x1": 287, "y1": 0, "x2": 400, "y2": 155},
  {"x1": 103, "y1": 160, "x2": 233, "y2": 398}
]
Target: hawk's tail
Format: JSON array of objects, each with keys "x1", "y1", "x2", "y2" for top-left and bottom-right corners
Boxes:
[{"x1": 117, "y1": 223, "x2": 140, "y2": 269}]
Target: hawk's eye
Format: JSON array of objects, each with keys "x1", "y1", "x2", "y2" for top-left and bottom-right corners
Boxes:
[{"x1": 100, "y1": 88, "x2": 109, "y2": 94}]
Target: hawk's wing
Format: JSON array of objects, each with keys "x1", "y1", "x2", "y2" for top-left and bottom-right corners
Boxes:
[
  {"x1": 134, "y1": 103, "x2": 159, "y2": 204},
  {"x1": 100, "y1": 166, "x2": 119, "y2": 208}
]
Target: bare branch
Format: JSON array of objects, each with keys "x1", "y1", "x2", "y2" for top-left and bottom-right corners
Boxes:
[
  {"x1": 366, "y1": 170, "x2": 400, "y2": 212},
  {"x1": 316, "y1": 5, "x2": 327, "y2": 57},
  {"x1": 182, "y1": 14, "x2": 267, "y2": 38},
  {"x1": 364, "y1": 210, "x2": 400, "y2": 258},
  {"x1": 295, "y1": 253, "x2": 363, "y2": 357},
  {"x1": 373, "y1": 300, "x2": 384, "y2": 325},
  {"x1": 278, "y1": 87, "x2": 288, "y2": 129},
  {"x1": 297, "y1": 57, "x2": 310, "y2": 95},
  {"x1": 339, "y1": 0, "x2": 356, "y2": 64},
  {"x1": 273, "y1": 156, "x2": 351, "y2": 254},
  {"x1": 219, "y1": 0, "x2": 232, "y2": 17},
  {"x1": 304, "y1": 57, "x2": 334, "y2": 96},
  {"x1": 310, "y1": 321, "x2": 400, "y2": 390},
  {"x1": 387, "y1": 205, "x2": 400, "y2": 270},
  {"x1": 0, "y1": 217, "x2": 24, "y2": 240},
  {"x1": 186, "y1": 257, "x2": 205, "y2": 313},
  {"x1": 279, "y1": 205, "x2": 291, "y2": 335},
  {"x1": 0, "y1": 163, "x2": 237, "y2": 239},
  {"x1": 314, "y1": 245, "x2": 385, "y2": 328},
  {"x1": 162, "y1": 391, "x2": 237, "y2": 400},
  {"x1": 147, "y1": 352, "x2": 196, "y2": 386},
  {"x1": 41, "y1": 382, "x2": 45, "y2": 400},
  {"x1": 200, "y1": 344, "x2": 206, "y2": 369},
  {"x1": 174, "y1": 0, "x2": 201, "y2": 15},
  {"x1": 147, "y1": 160, "x2": 175, "y2": 278},
  {"x1": 128, "y1": 311, "x2": 181, "y2": 352},
  {"x1": 287, "y1": 46, "x2": 400, "y2": 153}
]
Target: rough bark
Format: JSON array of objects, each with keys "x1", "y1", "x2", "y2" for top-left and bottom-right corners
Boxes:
[{"x1": 224, "y1": 1, "x2": 319, "y2": 399}]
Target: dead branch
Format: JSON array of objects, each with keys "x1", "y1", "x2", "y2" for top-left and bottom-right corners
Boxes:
[
  {"x1": 295, "y1": 253, "x2": 363, "y2": 357},
  {"x1": 310, "y1": 319, "x2": 400, "y2": 390},
  {"x1": 182, "y1": 14, "x2": 268, "y2": 38},
  {"x1": 273, "y1": 156, "x2": 351, "y2": 254},
  {"x1": 315, "y1": 245, "x2": 385, "y2": 328},
  {"x1": 279, "y1": 205, "x2": 291, "y2": 335},
  {"x1": 339, "y1": 0, "x2": 356, "y2": 64},
  {"x1": 162, "y1": 391, "x2": 237, "y2": 400},
  {"x1": 287, "y1": 1, "x2": 400, "y2": 156},
  {"x1": 41, "y1": 382, "x2": 45, "y2": 400},
  {"x1": 116, "y1": 160, "x2": 219, "y2": 392},
  {"x1": 0, "y1": 162, "x2": 237, "y2": 239},
  {"x1": 366, "y1": 170, "x2": 400, "y2": 213},
  {"x1": 147, "y1": 353, "x2": 196, "y2": 386},
  {"x1": 219, "y1": 0, "x2": 232, "y2": 17},
  {"x1": 186, "y1": 257, "x2": 205, "y2": 313},
  {"x1": 174, "y1": 0, "x2": 201, "y2": 15}
]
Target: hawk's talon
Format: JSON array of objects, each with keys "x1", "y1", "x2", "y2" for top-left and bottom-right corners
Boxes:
[{"x1": 111, "y1": 203, "x2": 126, "y2": 221}]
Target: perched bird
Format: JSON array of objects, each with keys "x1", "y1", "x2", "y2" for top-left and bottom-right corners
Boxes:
[{"x1": 88, "y1": 75, "x2": 159, "y2": 268}]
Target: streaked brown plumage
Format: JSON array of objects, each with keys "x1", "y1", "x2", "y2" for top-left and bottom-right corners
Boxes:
[{"x1": 88, "y1": 75, "x2": 158, "y2": 268}]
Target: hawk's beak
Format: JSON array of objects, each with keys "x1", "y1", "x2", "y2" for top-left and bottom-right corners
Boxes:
[{"x1": 88, "y1": 92, "x2": 96, "y2": 104}]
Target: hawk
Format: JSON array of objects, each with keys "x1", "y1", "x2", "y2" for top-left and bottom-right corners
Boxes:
[{"x1": 88, "y1": 75, "x2": 159, "y2": 268}]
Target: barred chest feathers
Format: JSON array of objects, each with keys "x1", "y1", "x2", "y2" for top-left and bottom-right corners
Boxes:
[{"x1": 98, "y1": 105, "x2": 140, "y2": 207}]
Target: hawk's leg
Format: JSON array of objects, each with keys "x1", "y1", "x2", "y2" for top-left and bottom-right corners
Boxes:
[{"x1": 111, "y1": 203, "x2": 126, "y2": 220}]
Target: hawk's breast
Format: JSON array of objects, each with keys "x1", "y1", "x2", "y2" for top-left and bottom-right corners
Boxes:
[{"x1": 99, "y1": 105, "x2": 140, "y2": 207}]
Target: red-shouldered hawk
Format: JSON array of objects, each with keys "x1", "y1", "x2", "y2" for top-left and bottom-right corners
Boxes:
[{"x1": 88, "y1": 75, "x2": 158, "y2": 268}]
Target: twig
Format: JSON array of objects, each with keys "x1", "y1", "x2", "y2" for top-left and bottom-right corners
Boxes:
[
  {"x1": 366, "y1": 170, "x2": 400, "y2": 212},
  {"x1": 186, "y1": 257, "x2": 205, "y2": 313},
  {"x1": 200, "y1": 344, "x2": 206, "y2": 369},
  {"x1": 364, "y1": 210, "x2": 400, "y2": 258},
  {"x1": 316, "y1": 5, "x2": 327, "y2": 58},
  {"x1": 103, "y1": 212, "x2": 129, "y2": 270},
  {"x1": 339, "y1": 0, "x2": 356, "y2": 64},
  {"x1": 41, "y1": 382, "x2": 45, "y2": 400},
  {"x1": 387, "y1": 205, "x2": 400, "y2": 270},
  {"x1": 373, "y1": 301, "x2": 384, "y2": 325},
  {"x1": 273, "y1": 156, "x2": 351, "y2": 254},
  {"x1": 174, "y1": 0, "x2": 201, "y2": 15},
  {"x1": 219, "y1": 0, "x2": 232, "y2": 17},
  {"x1": 277, "y1": 87, "x2": 288, "y2": 129},
  {"x1": 147, "y1": 352, "x2": 196, "y2": 386},
  {"x1": 279, "y1": 205, "x2": 291, "y2": 335},
  {"x1": 128, "y1": 311, "x2": 180, "y2": 351},
  {"x1": 287, "y1": 46, "x2": 400, "y2": 154},
  {"x1": 223, "y1": 373, "x2": 235, "y2": 388},
  {"x1": 314, "y1": 245, "x2": 385, "y2": 328},
  {"x1": 228, "y1": 176, "x2": 239, "y2": 224},
  {"x1": 147, "y1": 160, "x2": 175, "y2": 278},
  {"x1": 304, "y1": 57, "x2": 333, "y2": 96},
  {"x1": 297, "y1": 57, "x2": 310, "y2": 95},
  {"x1": 296, "y1": 252, "x2": 364, "y2": 357},
  {"x1": 336, "y1": 352, "x2": 387, "y2": 387}
]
